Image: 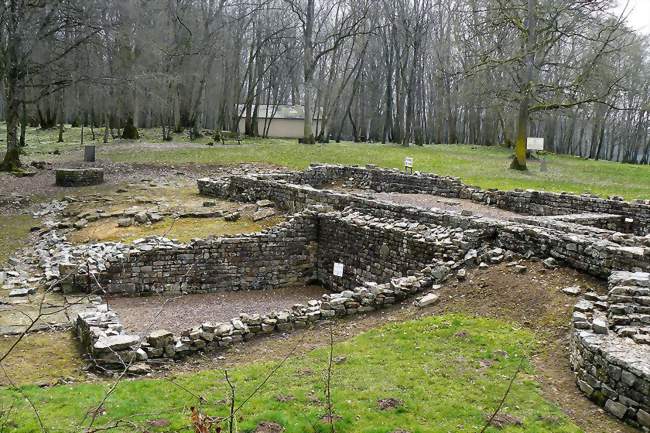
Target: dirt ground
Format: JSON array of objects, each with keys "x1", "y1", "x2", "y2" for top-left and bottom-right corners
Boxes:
[
  {"x1": 107, "y1": 285, "x2": 328, "y2": 335},
  {"x1": 325, "y1": 182, "x2": 521, "y2": 220},
  {"x1": 0, "y1": 159, "x2": 286, "y2": 214},
  {"x1": 372, "y1": 191, "x2": 521, "y2": 220}
]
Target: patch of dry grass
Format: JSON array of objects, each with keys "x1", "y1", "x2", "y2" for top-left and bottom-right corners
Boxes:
[{"x1": 69, "y1": 216, "x2": 285, "y2": 244}]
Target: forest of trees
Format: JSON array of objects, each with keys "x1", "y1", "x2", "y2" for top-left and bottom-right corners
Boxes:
[{"x1": 1, "y1": 0, "x2": 649, "y2": 171}]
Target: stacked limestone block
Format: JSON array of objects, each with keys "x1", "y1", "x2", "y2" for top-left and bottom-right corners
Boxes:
[
  {"x1": 571, "y1": 271, "x2": 650, "y2": 430},
  {"x1": 317, "y1": 210, "x2": 480, "y2": 290},
  {"x1": 64, "y1": 213, "x2": 319, "y2": 295},
  {"x1": 75, "y1": 301, "x2": 145, "y2": 370},
  {"x1": 289, "y1": 163, "x2": 650, "y2": 235},
  {"x1": 75, "y1": 265, "x2": 448, "y2": 371}
]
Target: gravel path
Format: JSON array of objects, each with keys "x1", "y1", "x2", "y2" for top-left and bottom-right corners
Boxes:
[
  {"x1": 372, "y1": 192, "x2": 520, "y2": 220},
  {"x1": 107, "y1": 285, "x2": 328, "y2": 335}
]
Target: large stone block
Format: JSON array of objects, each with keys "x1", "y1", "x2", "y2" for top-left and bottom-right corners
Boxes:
[{"x1": 55, "y1": 168, "x2": 104, "y2": 187}]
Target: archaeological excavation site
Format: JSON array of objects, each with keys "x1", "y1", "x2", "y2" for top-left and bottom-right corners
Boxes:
[{"x1": 2, "y1": 163, "x2": 650, "y2": 432}]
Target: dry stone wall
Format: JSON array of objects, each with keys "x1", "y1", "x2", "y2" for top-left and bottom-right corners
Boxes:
[
  {"x1": 317, "y1": 210, "x2": 483, "y2": 290},
  {"x1": 74, "y1": 266, "x2": 445, "y2": 372},
  {"x1": 69, "y1": 214, "x2": 319, "y2": 295},
  {"x1": 199, "y1": 174, "x2": 650, "y2": 279},
  {"x1": 571, "y1": 272, "x2": 650, "y2": 431},
  {"x1": 295, "y1": 164, "x2": 650, "y2": 235}
]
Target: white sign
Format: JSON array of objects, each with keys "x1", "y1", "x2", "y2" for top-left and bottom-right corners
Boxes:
[
  {"x1": 404, "y1": 157, "x2": 413, "y2": 168},
  {"x1": 333, "y1": 262, "x2": 344, "y2": 277},
  {"x1": 527, "y1": 137, "x2": 544, "y2": 151}
]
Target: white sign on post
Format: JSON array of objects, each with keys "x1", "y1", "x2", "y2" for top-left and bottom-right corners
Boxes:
[
  {"x1": 404, "y1": 157, "x2": 413, "y2": 168},
  {"x1": 527, "y1": 137, "x2": 544, "y2": 151},
  {"x1": 333, "y1": 262, "x2": 344, "y2": 277}
]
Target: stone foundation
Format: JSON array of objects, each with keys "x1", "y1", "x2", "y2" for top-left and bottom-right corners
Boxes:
[
  {"x1": 66, "y1": 213, "x2": 319, "y2": 295},
  {"x1": 570, "y1": 272, "x2": 650, "y2": 431},
  {"x1": 55, "y1": 168, "x2": 104, "y2": 187},
  {"x1": 198, "y1": 165, "x2": 650, "y2": 430},
  {"x1": 64, "y1": 163, "x2": 650, "y2": 431},
  {"x1": 293, "y1": 164, "x2": 650, "y2": 235},
  {"x1": 198, "y1": 173, "x2": 650, "y2": 279},
  {"x1": 74, "y1": 266, "x2": 444, "y2": 371}
]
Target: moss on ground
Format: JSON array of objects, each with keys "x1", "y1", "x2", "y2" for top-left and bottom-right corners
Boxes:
[
  {"x1": 0, "y1": 215, "x2": 35, "y2": 265},
  {"x1": 0, "y1": 314, "x2": 583, "y2": 433},
  {"x1": 0, "y1": 332, "x2": 84, "y2": 387}
]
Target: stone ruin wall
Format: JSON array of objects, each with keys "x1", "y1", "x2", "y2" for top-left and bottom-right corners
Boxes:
[
  {"x1": 70, "y1": 214, "x2": 319, "y2": 295},
  {"x1": 71, "y1": 207, "x2": 484, "y2": 296},
  {"x1": 74, "y1": 207, "x2": 474, "y2": 370},
  {"x1": 571, "y1": 272, "x2": 650, "y2": 430},
  {"x1": 75, "y1": 267, "x2": 442, "y2": 372},
  {"x1": 71, "y1": 165, "x2": 650, "y2": 430},
  {"x1": 198, "y1": 174, "x2": 650, "y2": 279},
  {"x1": 316, "y1": 211, "x2": 484, "y2": 291},
  {"x1": 295, "y1": 164, "x2": 650, "y2": 235}
]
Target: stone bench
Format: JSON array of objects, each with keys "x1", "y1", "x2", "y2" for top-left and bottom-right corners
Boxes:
[{"x1": 55, "y1": 168, "x2": 104, "y2": 187}]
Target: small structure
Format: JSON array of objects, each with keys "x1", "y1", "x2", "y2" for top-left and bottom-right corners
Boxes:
[
  {"x1": 55, "y1": 168, "x2": 104, "y2": 187},
  {"x1": 237, "y1": 104, "x2": 321, "y2": 138},
  {"x1": 404, "y1": 157, "x2": 414, "y2": 174}
]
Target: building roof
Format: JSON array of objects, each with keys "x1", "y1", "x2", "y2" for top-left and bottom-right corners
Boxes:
[{"x1": 237, "y1": 104, "x2": 321, "y2": 120}]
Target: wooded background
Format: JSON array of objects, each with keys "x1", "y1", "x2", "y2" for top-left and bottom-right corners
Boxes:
[{"x1": 1, "y1": 0, "x2": 649, "y2": 165}]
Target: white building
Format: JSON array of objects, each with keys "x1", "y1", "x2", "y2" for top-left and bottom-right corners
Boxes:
[{"x1": 237, "y1": 104, "x2": 321, "y2": 138}]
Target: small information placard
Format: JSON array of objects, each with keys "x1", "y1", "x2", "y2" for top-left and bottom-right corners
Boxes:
[
  {"x1": 333, "y1": 262, "x2": 344, "y2": 277},
  {"x1": 527, "y1": 137, "x2": 544, "y2": 151},
  {"x1": 404, "y1": 157, "x2": 413, "y2": 168}
]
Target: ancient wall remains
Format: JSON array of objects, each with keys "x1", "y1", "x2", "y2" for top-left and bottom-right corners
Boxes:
[
  {"x1": 317, "y1": 210, "x2": 483, "y2": 290},
  {"x1": 55, "y1": 168, "x2": 105, "y2": 187},
  {"x1": 199, "y1": 174, "x2": 650, "y2": 279},
  {"x1": 570, "y1": 272, "x2": 650, "y2": 430},
  {"x1": 70, "y1": 214, "x2": 319, "y2": 295},
  {"x1": 295, "y1": 164, "x2": 650, "y2": 235},
  {"x1": 74, "y1": 267, "x2": 444, "y2": 371}
]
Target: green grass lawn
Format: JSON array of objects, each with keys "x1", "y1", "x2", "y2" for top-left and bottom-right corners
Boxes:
[
  {"x1": 106, "y1": 139, "x2": 650, "y2": 200},
  {"x1": 0, "y1": 315, "x2": 581, "y2": 433},
  {"x1": 0, "y1": 215, "x2": 36, "y2": 265},
  {"x1": 0, "y1": 124, "x2": 650, "y2": 199},
  {"x1": 3, "y1": 124, "x2": 650, "y2": 199}
]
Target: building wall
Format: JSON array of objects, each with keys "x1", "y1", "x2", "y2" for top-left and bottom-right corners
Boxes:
[{"x1": 237, "y1": 118, "x2": 318, "y2": 138}]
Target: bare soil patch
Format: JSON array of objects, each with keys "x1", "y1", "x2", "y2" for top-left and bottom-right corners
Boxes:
[
  {"x1": 324, "y1": 182, "x2": 521, "y2": 219},
  {"x1": 107, "y1": 285, "x2": 328, "y2": 336},
  {"x1": 0, "y1": 159, "x2": 287, "y2": 213},
  {"x1": 372, "y1": 192, "x2": 521, "y2": 220}
]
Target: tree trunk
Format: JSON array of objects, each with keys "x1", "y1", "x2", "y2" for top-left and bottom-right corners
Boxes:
[
  {"x1": 302, "y1": 0, "x2": 316, "y2": 144},
  {"x1": 510, "y1": 0, "x2": 537, "y2": 171},
  {"x1": 1, "y1": 0, "x2": 22, "y2": 171}
]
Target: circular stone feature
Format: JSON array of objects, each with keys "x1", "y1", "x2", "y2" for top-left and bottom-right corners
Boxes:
[{"x1": 55, "y1": 168, "x2": 104, "y2": 187}]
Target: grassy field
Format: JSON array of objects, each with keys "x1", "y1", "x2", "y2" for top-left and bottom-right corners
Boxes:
[
  {"x1": 0, "y1": 315, "x2": 582, "y2": 433},
  {"x1": 0, "y1": 215, "x2": 36, "y2": 265},
  {"x1": 3, "y1": 124, "x2": 650, "y2": 200},
  {"x1": 108, "y1": 140, "x2": 650, "y2": 200}
]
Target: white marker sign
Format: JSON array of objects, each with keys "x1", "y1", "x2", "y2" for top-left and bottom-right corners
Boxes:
[
  {"x1": 527, "y1": 137, "x2": 544, "y2": 151},
  {"x1": 333, "y1": 262, "x2": 344, "y2": 277},
  {"x1": 404, "y1": 157, "x2": 413, "y2": 168}
]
